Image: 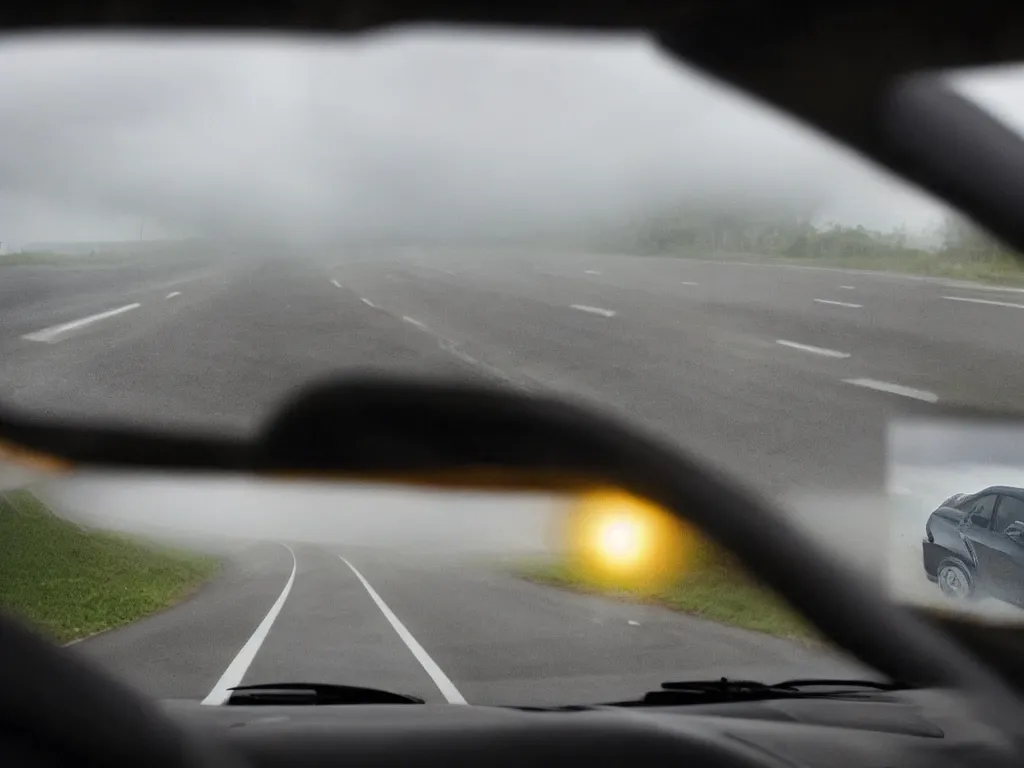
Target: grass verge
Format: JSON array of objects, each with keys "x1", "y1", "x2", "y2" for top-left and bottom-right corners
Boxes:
[
  {"x1": 0, "y1": 491, "x2": 220, "y2": 643},
  {"x1": 517, "y1": 544, "x2": 817, "y2": 642},
  {"x1": 671, "y1": 249, "x2": 1024, "y2": 285}
]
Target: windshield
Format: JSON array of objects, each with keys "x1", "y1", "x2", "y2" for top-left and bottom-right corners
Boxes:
[{"x1": 1, "y1": 29, "x2": 1024, "y2": 707}]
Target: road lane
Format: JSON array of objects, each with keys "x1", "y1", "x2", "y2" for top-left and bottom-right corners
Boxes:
[
  {"x1": 6, "y1": 249, "x2": 1020, "y2": 492},
  {"x1": 67, "y1": 541, "x2": 862, "y2": 707},
  {"x1": 328, "y1": 258, "x2": 943, "y2": 495},
  {"x1": 0, "y1": 253, "x2": 222, "y2": 340},
  {"x1": 69, "y1": 541, "x2": 294, "y2": 700},
  {"x1": 334, "y1": 547, "x2": 860, "y2": 706},
  {"x1": 0, "y1": 258, "x2": 487, "y2": 433}
]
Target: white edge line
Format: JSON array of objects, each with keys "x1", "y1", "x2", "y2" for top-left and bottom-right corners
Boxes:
[
  {"x1": 201, "y1": 544, "x2": 297, "y2": 705},
  {"x1": 843, "y1": 378, "x2": 939, "y2": 403},
  {"x1": 570, "y1": 304, "x2": 616, "y2": 317},
  {"x1": 338, "y1": 556, "x2": 467, "y2": 704},
  {"x1": 402, "y1": 315, "x2": 427, "y2": 329},
  {"x1": 775, "y1": 339, "x2": 850, "y2": 358},
  {"x1": 939, "y1": 282, "x2": 1024, "y2": 294},
  {"x1": 361, "y1": 297, "x2": 376, "y2": 307},
  {"x1": 813, "y1": 298, "x2": 863, "y2": 308},
  {"x1": 942, "y1": 295, "x2": 1024, "y2": 309},
  {"x1": 22, "y1": 303, "x2": 141, "y2": 343},
  {"x1": 166, "y1": 291, "x2": 181, "y2": 299}
]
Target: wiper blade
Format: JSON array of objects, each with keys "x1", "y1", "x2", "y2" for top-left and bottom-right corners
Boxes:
[
  {"x1": 609, "y1": 677, "x2": 911, "y2": 707},
  {"x1": 226, "y1": 682, "x2": 425, "y2": 705}
]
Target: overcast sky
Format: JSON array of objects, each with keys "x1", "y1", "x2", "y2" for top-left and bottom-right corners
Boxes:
[{"x1": 0, "y1": 30, "x2": 1021, "y2": 248}]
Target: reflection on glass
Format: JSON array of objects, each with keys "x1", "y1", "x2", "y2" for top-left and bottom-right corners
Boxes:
[{"x1": 887, "y1": 417, "x2": 1024, "y2": 622}]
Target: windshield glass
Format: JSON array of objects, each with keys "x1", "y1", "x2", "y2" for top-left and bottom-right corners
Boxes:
[{"x1": 2, "y1": 30, "x2": 1024, "y2": 706}]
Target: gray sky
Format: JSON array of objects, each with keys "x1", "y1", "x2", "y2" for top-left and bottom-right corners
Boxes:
[{"x1": 0, "y1": 30, "x2": 1020, "y2": 248}]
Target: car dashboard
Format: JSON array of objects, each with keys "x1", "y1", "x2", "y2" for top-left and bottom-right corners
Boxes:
[{"x1": 162, "y1": 690, "x2": 1011, "y2": 768}]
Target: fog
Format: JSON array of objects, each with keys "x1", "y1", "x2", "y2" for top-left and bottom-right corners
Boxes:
[
  {"x1": 33, "y1": 473, "x2": 567, "y2": 556},
  {"x1": 0, "y1": 30, "x2": 1020, "y2": 248},
  {"x1": 889, "y1": 418, "x2": 1024, "y2": 469}
]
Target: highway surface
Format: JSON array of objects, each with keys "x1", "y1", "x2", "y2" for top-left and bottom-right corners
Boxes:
[{"x1": 5, "y1": 247, "x2": 1022, "y2": 705}]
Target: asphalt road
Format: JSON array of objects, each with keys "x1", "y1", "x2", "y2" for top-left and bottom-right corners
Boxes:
[
  {"x1": 68, "y1": 541, "x2": 862, "y2": 706},
  {"x1": 6, "y1": 247, "x2": 1022, "y2": 705}
]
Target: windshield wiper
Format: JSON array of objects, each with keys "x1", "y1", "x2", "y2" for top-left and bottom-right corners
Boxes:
[
  {"x1": 226, "y1": 682, "x2": 425, "y2": 705},
  {"x1": 606, "y1": 677, "x2": 911, "y2": 707}
]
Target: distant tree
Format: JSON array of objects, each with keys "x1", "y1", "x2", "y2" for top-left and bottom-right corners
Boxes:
[{"x1": 940, "y1": 212, "x2": 1010, "y2": 261}]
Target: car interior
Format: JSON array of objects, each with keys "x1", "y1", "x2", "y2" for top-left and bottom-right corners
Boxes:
[{"x1": 4, "y1": 1, "x2": 1024, "y2": 767}]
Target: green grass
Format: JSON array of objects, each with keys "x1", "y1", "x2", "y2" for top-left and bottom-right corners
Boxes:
[
  {"x1": 757, "y1": 252, "x2": 1024, "y2": 284},
  {"x1": 670, "y1": 246, "x2": 1024, "y2": 285},
  {"x1": 517, "y1": 544, "x2": 816, "y2": 641},
  {"x1": 0, "y1": 251, "x2": 85, "y2": 266},
  {"x1": 0, "y1": 491, "x2": 220, "y2": 643}
]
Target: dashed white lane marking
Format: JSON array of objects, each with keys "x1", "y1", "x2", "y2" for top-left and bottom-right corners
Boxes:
[
  {"x1": 679, "y1": 281, "x2": 699, "y2": 286},
  {"x1": 166, "y1": 291, "x2": 181, "y2": 299},
  {"x1": 330, "y1": 279, "x2": 342, "y2": 288},
  {"x1": 839, "y1": 285, "x2": 856, "y2": 290},
  {"x1": 361, "y1": 298, "x2": 376, "y2": 308},
  {"x1": 942, "y1": 295, "x2": 1024, "y2": 309},
  {"x1": 402, "y1": 315, "x2": 427, "y2": 329},
  {"x1": 22, "y1": 303, "x2": 141, "y2": 343},
  {"x1": 843, "y1": 378, "x2": 939, "y2": 403},
  {"x1": 338, "y1": 556, "x2": 467, "y2": 704},
  {"x1": 813, "y1": 298, "x2": 863, "y2": 308},
  {"x1": 775, "y1": 339, "x2": 851, "y2": 358},
  {"x1": 202, "y1": 544, "x2": 297, "y2": 706},
  {"x1": 585, "y1": 269, "x2": 601, "y2": 275},
  {"x1": 628, "y1": 620, "x2": 640, "y2": 626},
  {"x1": 571, "y1": 304, "x2": 616, "y2": 318}
]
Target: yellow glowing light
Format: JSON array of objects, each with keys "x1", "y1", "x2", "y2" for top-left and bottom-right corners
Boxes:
[
  {"x1": 559, "y1": 487, "x2": 698, "y2": 591},
  {"x1": 595, "y1": 514, "x2": 646, "y2": 566}
]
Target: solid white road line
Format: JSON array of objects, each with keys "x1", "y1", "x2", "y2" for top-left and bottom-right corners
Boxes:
[
  {"x1": 939, "y1": 282, "x2": 1024, "y2": 294},
  {"x1": 338, "y1": 556, "x2": 467, "y2": 704},
  {"x1": 361, "y1": 298, "x2": 376, "y2": 308},
  {"x1": 942, "y1": 295, "x2": 1024, "y2": 309},
  {"x1": 571, "y1": 304, "x2": 616, "y2": 317},
  {"x1": 813, "y1": 298, "x2": 863, "y2": 308},
  {"x1": 775, "y1": 339, "x2": 851, "y2": 359},
  {"x1": 202, "y1": 544, "x2": 298, "y2": 705},
  {"x1": 331, "y1": 279, "x2": 342, "y2": 288},
  {"x1": 843, "y1": 378, "x2": 939, "y2": 403},
  {"x1": 22, "y1": 303, "x2": 141, "y2": 343},
  {"x1": 166, "y1": 291, "x2": 181, "y2": 299},
  {"x1": 402, "y1": 315, "x2": 427, "y2": 329}
]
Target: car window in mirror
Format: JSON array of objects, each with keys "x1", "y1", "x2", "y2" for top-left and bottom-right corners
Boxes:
[
  {"x1": 968, "y1": 495, "x2": 998, "y2": 526},
  {"x1": 994, "y1": 495, "x2": 1024, "y2": 535}
]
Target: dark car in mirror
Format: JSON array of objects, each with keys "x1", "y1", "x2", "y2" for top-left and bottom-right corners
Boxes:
[{"x1": 923, "y1": 486, "x2": 1024, "y2": 606}]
